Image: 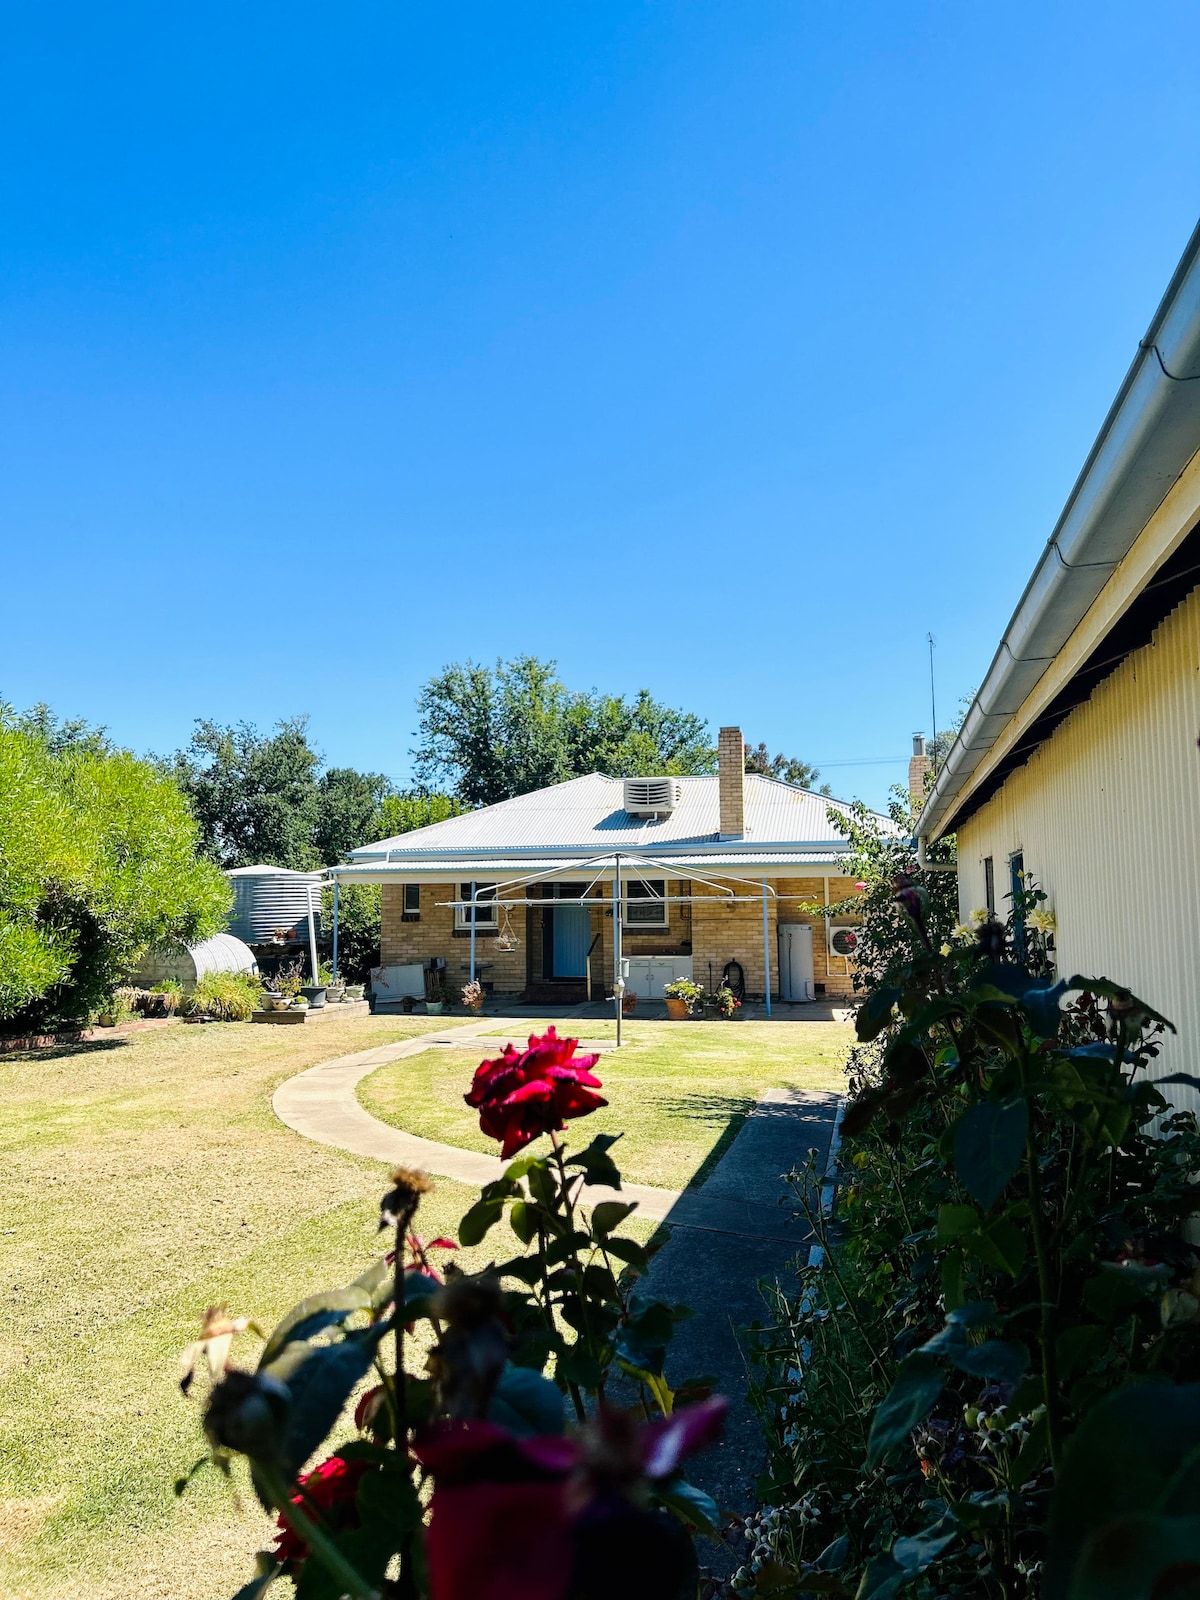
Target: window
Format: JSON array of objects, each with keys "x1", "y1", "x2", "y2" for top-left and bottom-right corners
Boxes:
[
  {"x1": 983, "y1": 857, "x2": 995, "y2": 918},
  {"x1": 402, "y1": 884, "x2": 421, "y2": 920},
  {"x1": 622, "y1": 878, "x2": 668, "y2": 929},
  {"x1": 1009, "y1": 852, "x2": 1025, "y2": 959},
  {"x1": 455, "y1": 883, "x2": 498, "y2": 930}
]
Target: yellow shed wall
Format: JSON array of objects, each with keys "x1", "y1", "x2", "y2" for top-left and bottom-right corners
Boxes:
[{"x1": 956, "y1": 583, "x2": 1200, "y2": 1084}]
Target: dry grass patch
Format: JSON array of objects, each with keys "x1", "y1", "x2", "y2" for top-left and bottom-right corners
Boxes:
[{"x1": 0, "y1": 1014, "x2": 478, "y2": 1600}]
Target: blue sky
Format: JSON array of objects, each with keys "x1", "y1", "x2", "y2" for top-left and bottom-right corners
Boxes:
[{"x1": 3, "y1": 1, "x2": 1198, "y2": 807}]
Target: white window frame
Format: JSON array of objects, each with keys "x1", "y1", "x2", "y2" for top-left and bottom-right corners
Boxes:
[
  {"x1": 455, "y1": 882, "x2": 498, "y2": 930},
  {"x1": 622, "y1": 878, "x2": 668, "y2": 929}
]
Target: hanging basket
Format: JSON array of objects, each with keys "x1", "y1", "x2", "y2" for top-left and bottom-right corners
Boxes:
[{"x1": 496, "y1": 905, "x2": 520, "y2": 953}]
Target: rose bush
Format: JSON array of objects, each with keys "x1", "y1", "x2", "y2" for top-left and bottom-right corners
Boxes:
[{"x1": 177, "y1": 1032, "x2": 727, "y2": 1600}]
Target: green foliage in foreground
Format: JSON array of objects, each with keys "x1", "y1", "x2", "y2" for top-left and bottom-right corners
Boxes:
[
  {"x1": 748, "y1": 847, "x2": 1200, "y2": 1599},
  {"x1": 183, "y1": 971, "x2": 263, "y2": 1022},
  {"x1": 0, "y1": 716, "x2": 230, "y2": 1029}
]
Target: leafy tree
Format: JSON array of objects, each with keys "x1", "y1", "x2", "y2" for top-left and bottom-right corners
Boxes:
[
  {"x1": 0, "y1": 716, "x2": 230, "y2": 1029},
  {"x1": 0, "y1": 699, "x2": 112, "y2": 756},
  {"x1": 744, "y1": 739, "x2": 830, "y2": 795},
  {"x1": 316, "y1": 766, "x2": 392, "y2": 865},
  {"x1": 167, "y1": 717, "x2": 323, "y2": 869},
  {"x1": 374, "y1": 790, "x2": 464, "y2": 839},
  {"x1": 413, "y1": 657, "x2": 715, "y2": 804},
  {"x1": 321, "y1": 792, "x2": 463, "y2": 980}
]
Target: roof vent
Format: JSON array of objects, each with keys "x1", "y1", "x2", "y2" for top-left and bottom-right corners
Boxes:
[{"x1": 623, "y1": 777, "x2": 682, "y2": 817}]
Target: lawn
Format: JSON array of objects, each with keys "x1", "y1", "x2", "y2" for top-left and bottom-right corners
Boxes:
[
  {"x1": 359, "y1": 1017, "x2": 852, "y2": 1193},
  {"x1": 0, "y1": 1014, "x2": 489, "y2": 1600}
]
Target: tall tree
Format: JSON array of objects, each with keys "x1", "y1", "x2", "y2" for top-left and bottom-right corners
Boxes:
[
  {"x1": 0, "y1": 712, "x2": 230, "y2": 1029},
  {"x1": 167, "y1": 717, "x2": 323, "y2": 869},
  {"x1": 316, "y1": 766, "x2": 392, "y2": 865},
  {"x1": 414, "y1": 657, "x2": 716, "y2": 804},
  {"x1": 743, "y1": 739, "x2": 831, "y2": 795},
  {"x1": 374, "y1": 790, "x2": 464, "y2": 839}
]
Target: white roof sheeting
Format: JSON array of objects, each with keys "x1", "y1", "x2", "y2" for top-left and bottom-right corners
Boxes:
[{"x1": 335, "y1": 774, "x2": 891, "y2": 880}]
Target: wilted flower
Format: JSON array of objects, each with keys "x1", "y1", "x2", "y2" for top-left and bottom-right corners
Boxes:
[
  {"x1": 380, "y1": 1166, "x2": 434, "y2": 1231},
  {"x1": 203, "y1": 1368, "x2": 290, "y2": 1460},
  {"x1": 430, "y1": 1273, "x2": 510, "y2": 1419},
  {"x1": 274, "y1": 1454, "x2": 378, "y2": 1567},
  {"x1": 465, "y1": 1027, "x2": 606, "y2": 1159},
  {"x1": 179, "y1": 1305, "x2": 261, "y2": 1395}
]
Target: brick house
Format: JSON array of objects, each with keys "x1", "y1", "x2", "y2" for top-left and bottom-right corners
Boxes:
[{"x1": 330, "y1": 727, "x2": 887, "y2": 1006}]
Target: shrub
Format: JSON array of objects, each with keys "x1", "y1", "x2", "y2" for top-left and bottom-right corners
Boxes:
[
  {"x1": 746, "y1": 841, "x2": 1200, "y2": 1599},
  {"x1": 0, "y1": 715, "x2": 230, "y2": 1031},
  {"x1": 182, "y1": 971, "x2": 261, "y2": 1021}
]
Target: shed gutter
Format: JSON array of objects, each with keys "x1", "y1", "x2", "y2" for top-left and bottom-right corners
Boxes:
[{"x1": 921, "y1": 218, "x2": 1200, "y2": 842}]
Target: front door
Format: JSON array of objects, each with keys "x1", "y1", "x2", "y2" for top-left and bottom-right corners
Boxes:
[{"x1": 551, "y1": 905, "x2": 591, "y2": 979}]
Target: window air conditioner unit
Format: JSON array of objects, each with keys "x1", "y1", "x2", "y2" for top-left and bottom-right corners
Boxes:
[
  {"x1": 829, "y1": 925, "x2": 860, "y2": 959},
  {"x1": 623, "y1": 777, "x2": 682, "y2": 817}
]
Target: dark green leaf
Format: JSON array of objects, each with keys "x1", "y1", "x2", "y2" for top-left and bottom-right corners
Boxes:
[
  {"x1": 654, "y1": 1476, "x2": 721, "y2": 1538},
  {"x1": 1082, "y1": 1262, "x2": 1169, "y2": 1320},
  {"x1": 603, "y1": 1235, "x2": 651, "y2": 1273},
  {"x1": 892, "y1": 1515, "x2": 959, "y2": 1573},
  {"x1": 1056, "y1": 1324, "x2": 1108, "y2": 1381},
  {"x1": 350, "y1": 1258, "x2": 394, "y2": 1312},
  {"x1": 264, "y1": 1326, "x2": 386, "y2": 1478},
  {"x1": 508, "y1": 1199, "x2": 538, "y2": 1245},
  {"x1": 229, "y1": 1566, "x2": 280, "y2": 1600},
  {"x1": 558, "y1": 1346, "x2": 605, "y2": 1387},
  {"x1": 856, "y1": 986, "x2": 902, "y2": 1042},
  {"x1": 1022, "y1": 980, "x2": 1068, "y2": 1039},
  {"x1": 954, "y1": 1100, "x2": 1028, "y2": 1210},
  {"x1": 866, "y1": 1352, "x2": 943, "y2": 1468},
  {"x1": 951, "y1": 1339, "x2": 1029, "y2": 1383},
  {"x1": 258, "y1": 1287, "x2": 371, "y2": 1370},
  {"x1": 1010, "y1": 1411, "x2": 1050, "y2": 1487},
  {"x1": 458, "y1": 1197, "x2": 505, "y2": 1247},
  {"x1": 1068, "y1": 1514, "x2": 1200, "y2": 1600},
  {"x1": 811, "y1": 1534, "x2": 850, "y2": 1572},
  {"x1": 966, "y1": 1216, "x2": 1026, "y2": 1277},
  {"x1": 854, "y1": 1553, "x2": 906, "y2": 1600},
  {"x1": 936, "y1": 1204, "x2": 981, "y2": 1242},
  {"x1": 590, "y1": 1200, "x2": 638, "y2": 1236},
  {"x1": 1046, "y1": 1383, "x2": 1200, "y2": 1599},
  {"x1": 487, "y1": 1363, "x2": 566, "y2": 1437}
]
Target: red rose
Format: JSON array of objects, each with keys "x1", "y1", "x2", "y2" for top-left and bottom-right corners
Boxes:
[
  {"x1": 464, "y1": 1028, "x2": 606, "y2": 1159},
  {"x1": 273, "y1": 1454, "x2": 375, "y2": 1567}
]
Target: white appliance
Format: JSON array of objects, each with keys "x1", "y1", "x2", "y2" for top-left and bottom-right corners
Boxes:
[
  {"x1": 622, "y1": 777, "x2": 682, "y2": 816},
  {"x1": 777, "y1": 924, "x2": 815, "y2": 1002},
  {"x1": 623, "y1": 955, "x2": 694, "y2": 998},
  {"x1": 369, "y1": 964, "x2": 428, "y2": 1008}
]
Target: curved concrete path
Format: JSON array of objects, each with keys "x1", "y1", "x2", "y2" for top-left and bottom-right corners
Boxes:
[
  {"x1": 273, "y1": 1021, "x2": 834, "y2": 1240},
  {"x1": 273, "y1": 1019, "x2": 681, "y2": 1220}
]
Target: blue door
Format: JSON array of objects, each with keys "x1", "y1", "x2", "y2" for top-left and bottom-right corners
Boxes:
[{"x1": 552, "y1": 906, "x2": 591, "y2": 978}]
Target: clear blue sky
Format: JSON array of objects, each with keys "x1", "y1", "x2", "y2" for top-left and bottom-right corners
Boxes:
[{"x1": 3, "y1": 2, "x2": 1199, "y2": 808}]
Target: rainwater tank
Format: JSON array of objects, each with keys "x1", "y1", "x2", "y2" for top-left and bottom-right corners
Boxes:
[
  {"x1": 130, "y1": 933, "x2": 258, "y2": 992},
  {"x1": 225, "y1": 865, "x2": 325, "y2": 944}
]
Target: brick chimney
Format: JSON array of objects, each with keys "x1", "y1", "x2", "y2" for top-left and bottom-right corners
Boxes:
[
  {"x1": 908, "y1": 732, "x2": 931, "y2": 811},
  {"x1": 718, "y1": 725, "x2": 745, "y2": 838}
]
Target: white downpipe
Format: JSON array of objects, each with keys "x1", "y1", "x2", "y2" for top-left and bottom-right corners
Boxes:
[
  {"x1": 762, "y1": 876, "x2": 772, "y2": 1017},
  {"x1": 613, "y1": 851, "x2": 623, "y2": 1048},
  {"x1": 916, "y1": 837, "x2": 957, "y2": 871},
  {"x1": 305, "y1": 886, "x2": 320, "y2": 985}
]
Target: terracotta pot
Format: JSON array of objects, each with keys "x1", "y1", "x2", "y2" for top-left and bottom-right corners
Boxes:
[
  {"x1": 665, "y1": 997, "x2": 690, "y2": 1020},
  {"x1": 621, "y1": 994, "x2": 637, "y2": 1016}
]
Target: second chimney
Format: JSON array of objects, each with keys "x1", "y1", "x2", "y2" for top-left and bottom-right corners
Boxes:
[
  {"x1": 718, "y1": 725, "x2": 745, "y2": 838},
  {"x1": 909, "y1": 732, "x2": 931, "y2": 811}
]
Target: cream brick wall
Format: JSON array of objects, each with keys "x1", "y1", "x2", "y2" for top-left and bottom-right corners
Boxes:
[{"x1": 380, "y1": 883, "x2": 528, "y2": 993}]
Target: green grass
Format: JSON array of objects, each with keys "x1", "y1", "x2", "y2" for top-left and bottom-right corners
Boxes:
[
  {"x1": 359, "y1": 1017, "x2": 851, "y2": 1193},
  {"x1": 0, "y1": 1013, "x2": 492, "y2": 1600}
]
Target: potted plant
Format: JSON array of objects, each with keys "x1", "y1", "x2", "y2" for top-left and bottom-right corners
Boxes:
[
  {"x1": 712, "y1": 984, "x2": 741, "y2": 1019},
  {"x1": 663, "y1": 977, "x2": 703, "y2": 1020},
  {"x1": 319, "y1": 964, "x2": 345, "y2": 1004},
  {"x1": 344, "y1": 983, "x2": 364, "y2": 1001},
  {"x1": 621, "y1": 991, "x2": 637, "y2": 1017},
  {"x1": 462, "y1": 979, "x2": 485, "y2": 1015}
]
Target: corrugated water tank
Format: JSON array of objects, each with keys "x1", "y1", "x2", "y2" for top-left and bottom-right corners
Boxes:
[{"x1": 225, "y1": 865, "x2": 325, "y2": 943}]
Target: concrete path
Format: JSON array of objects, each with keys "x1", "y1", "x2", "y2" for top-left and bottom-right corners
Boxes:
[{"x1": 273, "y1": 1024, "x2": 841, "y2": 1519}]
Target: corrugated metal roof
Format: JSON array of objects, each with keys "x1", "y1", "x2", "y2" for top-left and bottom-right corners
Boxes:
[
  {"x1": 348, "y1": 774, "x2": 886, "y2": 861},
  {"x1": 331, "y1": 848, "x2": 855, "y2": 883}
]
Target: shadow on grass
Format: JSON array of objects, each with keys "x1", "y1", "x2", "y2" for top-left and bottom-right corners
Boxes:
[
  {"x1": 1, "y1": 1037, "x2": 130, "y2": 1063},
  {"x1": 652, "y1": 1091, "x2": 758, "y2": 1191}
]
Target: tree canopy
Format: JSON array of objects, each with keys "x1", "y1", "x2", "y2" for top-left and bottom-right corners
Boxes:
[
  {"x1": 743, "y1": 739, "x2": 831, "y2": 795},
  {"x1": 0, "y1": 715, "x2": 230, "y2": 1029},
  {"x1": 413, "y1": 656, "x2": 718, "y2": 805}
]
